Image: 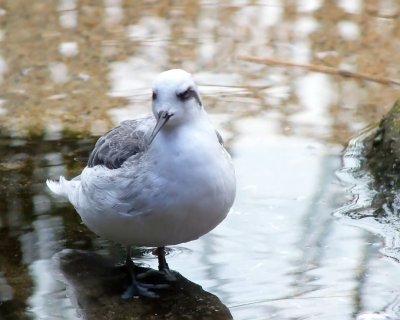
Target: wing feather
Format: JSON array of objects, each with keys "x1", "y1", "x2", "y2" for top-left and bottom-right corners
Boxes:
[{"x1": 87, "y1": 116, "x2": 155, "y2": 169}]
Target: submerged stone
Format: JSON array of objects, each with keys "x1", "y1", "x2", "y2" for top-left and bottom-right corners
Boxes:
[
  {"x1": 53, "y1": 249, "x2": 232, "y2": 320},
  {"x1": 366, "y1": 99, "x2": 400, "y2": 188}
]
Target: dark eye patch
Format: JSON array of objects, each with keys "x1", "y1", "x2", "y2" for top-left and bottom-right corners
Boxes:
[
  {"x1": 177, "y1": 88, "x2": 192, "y2": 100},
  {"x1": 152, "y1": 91, "x2": 157, "y2": 100},
  {"x1": 176, "y1": 87, "x2": 202, "y2": 106}
]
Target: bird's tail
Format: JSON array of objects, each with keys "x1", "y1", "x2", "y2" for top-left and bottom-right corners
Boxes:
[{"x1": 46, "y1": 176, "x2": 79, "y2": 201}]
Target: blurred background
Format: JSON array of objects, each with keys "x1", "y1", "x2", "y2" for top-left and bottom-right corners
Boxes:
[{"x1": 0, "y1": 1, "x2": 400, "y2": 319}]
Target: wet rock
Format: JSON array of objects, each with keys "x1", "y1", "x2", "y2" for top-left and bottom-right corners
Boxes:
[
  {"x1": 53, "y1": 249, "x2": 232, "y2": 320},
  {"x1": 336, "y1": 99, "x2": 400, "y2": 263},
  {"x1": 346, "y1": 99, "x2": 400, "y2": 220},
  {"x1": 365, "y1": 99, "x2": 400, "y2": 188},
  {"x1": 337, "y1": 99, "x2": 400, "y2": 223}
]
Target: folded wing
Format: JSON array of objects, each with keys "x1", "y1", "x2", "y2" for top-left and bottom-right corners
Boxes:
[{"x1": 87, "y1": 116, "x2": 155, "y2": 169}]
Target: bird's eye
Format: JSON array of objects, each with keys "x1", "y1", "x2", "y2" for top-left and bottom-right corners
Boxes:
[
  {"x1": 177, "y1": 87, "x2": 193, "y2": 100},
  {"x1": 152, "y1": 91, "x2": 157, "y2": 100}
]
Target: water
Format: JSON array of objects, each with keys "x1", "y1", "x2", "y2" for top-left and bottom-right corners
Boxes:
[{"x1": 1, "y1": 1, "x2": 400, "y2": 319}]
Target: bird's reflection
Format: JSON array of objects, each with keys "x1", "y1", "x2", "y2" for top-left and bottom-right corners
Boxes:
[{"x1": 53, "y1": 249, "x2": 232, "y2": 320}]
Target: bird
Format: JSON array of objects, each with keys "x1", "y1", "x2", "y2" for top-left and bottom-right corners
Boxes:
[{"x1": 47, "y1": 69, "x2": 236, "y2": 298}]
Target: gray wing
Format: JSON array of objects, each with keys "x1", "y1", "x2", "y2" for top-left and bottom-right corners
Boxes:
[{"x1": 87, "y1": 116, "x2": 155, "y2": 169}]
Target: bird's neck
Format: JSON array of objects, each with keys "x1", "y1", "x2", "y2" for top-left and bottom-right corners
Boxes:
[{"x1": 149, "y1": 112, "x2": 218, "y2": 156}]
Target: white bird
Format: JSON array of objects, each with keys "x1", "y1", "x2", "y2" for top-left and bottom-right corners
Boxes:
[{"x1": 47, "y1": 69, "x2": 236, "y2": 298}]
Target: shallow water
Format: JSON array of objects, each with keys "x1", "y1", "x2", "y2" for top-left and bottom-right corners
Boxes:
[{"x1": 1, "y1": 1, "x2": 400, "y2": 320}]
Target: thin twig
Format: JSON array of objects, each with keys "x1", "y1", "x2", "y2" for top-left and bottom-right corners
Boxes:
[{"x1": 239, "y1": 55, "x2": 400, "y2": 87}]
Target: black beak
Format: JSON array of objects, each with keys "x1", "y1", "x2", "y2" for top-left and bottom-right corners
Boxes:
[{"x1": 149, "y1": 111, "x2": 172, "y2": 144}]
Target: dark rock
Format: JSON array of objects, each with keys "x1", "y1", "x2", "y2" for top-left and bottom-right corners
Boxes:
[
  {"x1": 337, "y1": 99, "x2": 400, "y2": 224},
  {"x1": 366, "y1": 99, "x2": 400, "y2": 188},
  {"x1": 53, "y1": 249, "x2": 233, "y2": 320},
  {"x1": 336, "y1": 99, "x2": 400, "y2": 263}
]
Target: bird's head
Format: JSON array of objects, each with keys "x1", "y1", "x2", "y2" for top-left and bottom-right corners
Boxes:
[{"x1": 150, "y1": 69, "x2": 203, "y2": 143}]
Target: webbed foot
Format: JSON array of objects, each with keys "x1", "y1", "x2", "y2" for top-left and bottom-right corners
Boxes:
[
  {"x1": 121, "y1": 281, "x2": 168, "y2": 299},
  {"x1": 124, "y1": 246, "x2": 170, "y2": 298},
  {"x1": 137, "y1": 268, "x2": 177, "y2": 282}
]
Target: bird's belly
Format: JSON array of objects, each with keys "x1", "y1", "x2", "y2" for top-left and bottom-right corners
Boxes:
[
  {"x1": 79, "y1": 186, "x2": 230, "y2": 247},
  {"x1": 78, "y1": 160, "x2": 235, "y2": 247}
]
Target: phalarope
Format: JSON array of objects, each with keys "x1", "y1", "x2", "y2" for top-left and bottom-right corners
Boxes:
[{"x1": 47, "y1": 69, "x2": 236, "y2": 298}]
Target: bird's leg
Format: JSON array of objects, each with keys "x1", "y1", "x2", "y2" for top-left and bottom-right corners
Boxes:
[
  {"x1": 156, "y1": 246, "x2": 177, "y2": 281},
  {"x1": 135, "y1": 247, "x2": 177, "y2": 282},
  {"x1": 156, "y1": 246, "x2": 169, "y2": 271},
  {"x1": 125, "y1": 245, "x2": 136, "y2": 271},
  {"x1": 122, "y1": 245, "x2": 167, "y2": 299}
]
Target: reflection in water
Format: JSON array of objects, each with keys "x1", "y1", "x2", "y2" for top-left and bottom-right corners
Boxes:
[
  {"x1": 0, "y1": 1, "x2": 399, "y2": 137},
  {"x1": 26, "y1": 216, "x2": 66, "y2": 319},
  {"x1": 0, "y1": 135, "x2": 94, "y2": 320},
  {"x1": 0, "y1": 272, "x2": 13, "y2": 302},
  {"x1": 0, "y1": 1, "x2": 400, "y2": 320},
  {"x1": 225, "y1": 133, "x2": 357, "y2": 319}
]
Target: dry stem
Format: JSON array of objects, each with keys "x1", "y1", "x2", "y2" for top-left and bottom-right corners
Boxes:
[{"x1": 239, "y1": 55, "x2": 400, "y2": 87}]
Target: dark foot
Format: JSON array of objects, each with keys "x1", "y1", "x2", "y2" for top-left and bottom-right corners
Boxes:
[
  {"x1": 162, "y1": 269, "x2": 177, "y2": 282},
  {"x1": 122, "y1": 282, "x2": 169, "y2": 299},
  {"x1": 137, "y1": 268, "x2": 177, "y2": 282},
  {"x1": 122, "y1": 282, "x2": 158, "y2": 299},
  {"x1": 124, "y1": 245, "x2": 169, "y2": 298}
]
